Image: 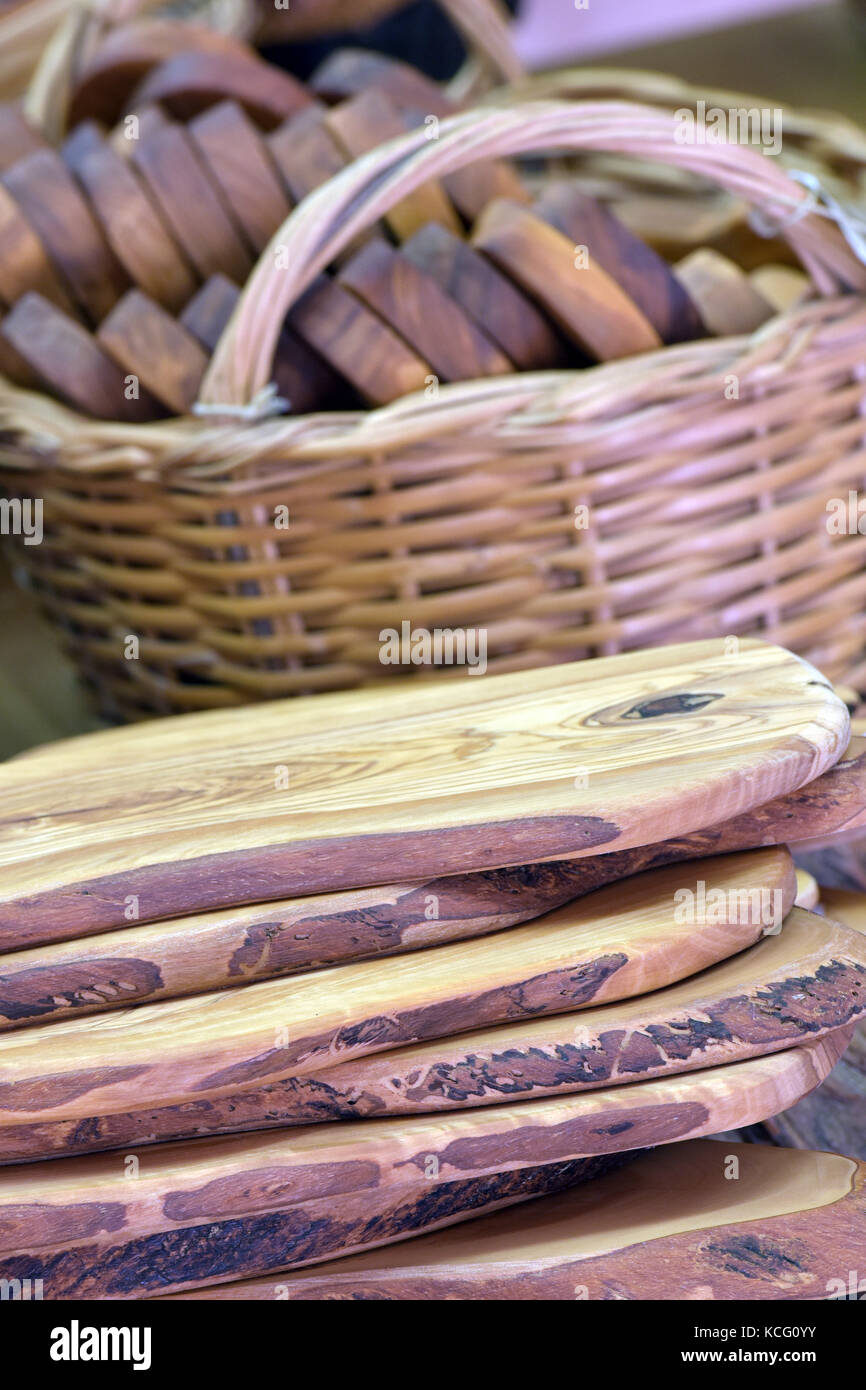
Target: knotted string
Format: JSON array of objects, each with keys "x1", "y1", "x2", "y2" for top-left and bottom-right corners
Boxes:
[
  {"x1": 192, "y1": 382, "x2": 291, "y2": 422},
  {"x1": 750, "y1": 168, "x2": 866, "y2": 266}
]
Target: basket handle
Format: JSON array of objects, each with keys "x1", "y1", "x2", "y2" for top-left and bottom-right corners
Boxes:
[{"x1": 199, "y1": 98, "x2": 866, "y2": 410}]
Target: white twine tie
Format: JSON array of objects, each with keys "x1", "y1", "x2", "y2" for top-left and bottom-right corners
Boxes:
[
  {"x1": 192, "y1": 382, "x2": 291, "y2": 421},
  {"x1": 750, "y1": 169, "x2": 866, "y2": 266}
]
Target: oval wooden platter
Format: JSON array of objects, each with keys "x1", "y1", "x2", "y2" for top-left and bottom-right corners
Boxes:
[
  {"x1": 0, "y1": 182, "x2": 76, "y2": 313},
  {"x1": 338, "y1": 239, "x2": 514, "y2": 382},
  {"x1": 0, "y1": 1038, "x2": 844, "y2": 1298},
  {"x1": 70, "y1": 130, "x2": 199, "y2": 313},
  {"x1": 761, "y1": 886, "x2": 866, "y2": 1158},
  {"x1": 67, "y1": 19, "x2": 259, "y2": 127},
  {"x1": 532, "y1": 180, "x2": 705, "y2": 345},
  {"x1": 0, "y1": 641, "x2": 848, "y2": 940},
  {"x1": 130, "y1": 51, "x2": 314, "y2": 129},
  {"x1": 2, "y1": 148, "x2": 128, "y2": 323},
  {"x1": 325, "y1": 89, "x2": 461, "y2": 241},
  {"x1": 289, "y1": 272, "x2": 431, "y2": 405},
  {"x1": 401, "y1": 222, "x2": 568, "y2": 371},
  {"x1": 171, "y1": 1136, "x2": 864, "y2": 1302},
  {"x1": 187, "y1": 101, "x2": 292, "y2": 257},
  {"x1": 131, "y1": 123, "x2": 251, "y2": 284},
  {"x1": 0, "y1": 846, "x2": 794, "y2": 1032},
  {"x1": 472, "y1": 198, "x2": 662, "y2": 361},
  {"x1": 2, "y1": 729, "x2": 865, "y2": 998},
  {"x1": 267, "y1": 105, "x2": 347, "y2": 205},
  {"x1": 0, "y1": 848, "x2": 796, "y2": 1115},
  {"x1": 0, "y1": 292, "x2": 160, "y2": 421},
  {"x1": 97, "y1": 289, "x2": 209, "y2": 416},
  {"x1": 0, "y1": 907, "x2": 861, "y2": 1162},
  {"x1": 310, "y1": 47, "x2": 454, "y2": 117}
]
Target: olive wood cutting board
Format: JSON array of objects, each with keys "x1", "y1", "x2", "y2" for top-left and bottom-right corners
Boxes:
[
  {"x1": 6, "y1": 726, "x2": 864, "y2": 962},
  {"x1": 0, "y1": 1040, "x2": 844, "y2": 1297},
  {"x1": 0, "y1": 907, "x2": 860, "y2": 1162},
  {"x1": 0, "y1": 641, "x2": 848, "y2": 941},
  {"x1": 1, "y1": 734, "x2": 865, "y2": 1017},
  {"x1": 0, "y1": 849, "x2": 796, "y2": 1120},
  {"x1": 760, "y1": 886, "x2": 866, "y2": 1159},
  {"x1": 0, "y1": 846, "x2": 794, "y2": 1031},
  {"x1": 172, "y1": 1137, "x2": 864, "y2": 1301}
]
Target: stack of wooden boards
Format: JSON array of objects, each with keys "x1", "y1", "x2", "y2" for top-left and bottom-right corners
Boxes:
[
  {"x1": 0, "y1": 28, "x2": 810, "y2": 416},
  {"x1": 1, "y1": 638, "x2": 866, "y2": 1298}
]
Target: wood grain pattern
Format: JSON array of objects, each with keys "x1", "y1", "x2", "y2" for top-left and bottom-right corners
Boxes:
[
  {"x1": 70, "y1": 133, "x2": 198, "y2": 314},
  {"x1": 131, "y1": 52, "x2": 314, "y2": 129},
  {"x1": 0, "y1": 1042, "x2": 843, "y2": 1297},
  {"x1": 96, "y1": 290, "x2": 209, "y2": 417},
  {"x1": 674, "y1": 249, "x2": 776, "y2": 336},
  {"x1": 0, "y1": 850, "x2": 797, "y2": 1119},
  {"x1": 338, "y1": 239, "x2": 514, "y2": 382},
  {"x1": 2, "y1": 148, "x2": 128, "y2": 322},
  {"x1": 3, "y1": 730, "x2": 865, "y2": 1000},
  {"x1": 0, "y1": 910, "x2": 859, "y2": 1161},
  {"x1": 0, "y1": 293, "x2": 158, "y2": 421},
  {"x1": 289, "y1": 272, "x2": 431, "y2": 406},
  {"x1": 533, "y1": 181, "x2": 705, "y2": 345},
  {"x1": 0, "y1": 182, "x2": 75, "y2": 313},
  {"x1": 187, "y1": 101, "x2": 292, "y2": 257},
  {"x1": 0, "y1": 641, "x2": 847, "y2": 940},
  {"x1": 172, "y1": 1137, "x2": 864, "y2": 1301},
  {"x1": 0, "y1": 847, "x2": 794, "y2": 1032},
  {"x1": 402, "y1": 223, "x2": 568, "y2": 370},
  {"x1": 131, "y1": 124, "x2": 251, "y2": 284},
  {"x1": 473, "y1": 199, "x2": 662, "y2": 361}
]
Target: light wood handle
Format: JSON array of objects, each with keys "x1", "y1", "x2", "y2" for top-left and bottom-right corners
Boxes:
[{"x1": 200, "y1": 98, "x2": 866, "y2": 408}]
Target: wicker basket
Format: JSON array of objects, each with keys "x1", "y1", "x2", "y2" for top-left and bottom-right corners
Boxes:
[{"x1": 2, "y1": 55, "x2": 866, "y2": 719}]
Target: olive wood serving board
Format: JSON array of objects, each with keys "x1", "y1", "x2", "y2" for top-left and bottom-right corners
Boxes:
[
  {"x1": 289, "y1": 272, "x2": 431, "y2": 405},
  {"x1": 402, "y1": 223, "x2": 568, "y2": 370},
  {"x1": 179, "y1": 274, "x2": 340, "y2": 413},
  {"x1": 532, "y1": 180, "x2": 704, "y2": 345},
  {"x1": 97, "y1": 289, "x2": 209, "y2": 416},
  {"x1": 0, "y1": 293, "x2": 159, "y2": 421},
  {"x1": 267, "y1": 105, "x2": 347, "y2": 205},
  {"x1": 130, "y1": 52, "x2": 314, "y2": 129},
  {"x1": 2, "y1": 732, "x2": 865, "y2": 1006},
  {"x1": 325, "y1": 89, "x2": 461, "y2": 240},
  {"x1": 0, "y1": 182, "x2": 76, "y2": 313},
  {"x1": 0, "y1": 641, "x2": 847, "y2": 941},
  {"x1": 310, "y1": 48, "x2": 453, "y2": 117},
  {"x1": 131, "y1": 124, "x2": 251, "y2": 284},
  {"x1": 1, "y1": 148, "x2": 128, "y2": 322},
  {"x1": 71, "y1": 135, "x2": 198, "y2": 313},
  {"x1": 761, "y1": 886, "x2": 866, "y2": 1158},
  {"x1": 0, "y1": 1041, "x2": 843, "y2": 1296},
  {"x1": 0, "y1": 846, "x2": 793, "y2": 1032},
  {"x1": 338, "y1": 239, "x2": 514, "y2": 382},
  {"x1": 0, "y1": 907, "x2": 860, "y2": 1162},
  {"x1": 66, "y1": 19, "x2": 258, "y2": 127},
  {"x1": 174, "y1": 1136, "x2": 865, "y2": 1302},
  {"x1": 0, "y1": 849, "x2": 795, "y2": 1119},
  {"x1": 472, "y1": 198, "x2": 662, "y2": 361},
  {"x1": 187, "y1": 101, "x2": 292, "y2": 257}
]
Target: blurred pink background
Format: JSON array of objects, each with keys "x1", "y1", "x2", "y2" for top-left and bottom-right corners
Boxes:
[{"x1": 513, "y1": 0, "x2": 833, "y2": 67}]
